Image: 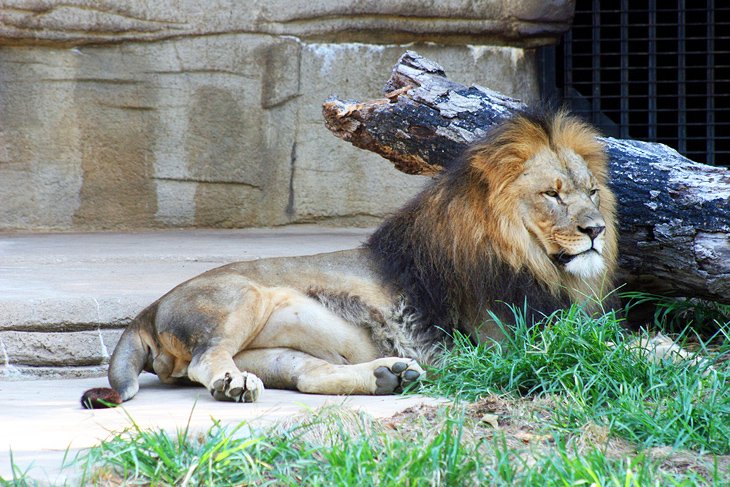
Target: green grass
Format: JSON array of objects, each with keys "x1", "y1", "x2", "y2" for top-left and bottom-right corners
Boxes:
[
  {"x1": 69, "y1": 408, "x2": 722, "y2": 486},
  {"x1": 622, "y1": 292, "x2": 730, "y2": 336},
  {"x1": 491, "y1": 438, "x2": 718, "y2": 487},
  {"x1": 77, "y1": 410, "x2": 482, "y2": 486},
  {"x1": 0, "y1": 451, "x2": 34, "y2": 487},
  {"x1": 420, "y1": 303, "x2": 730, "y2": 454}
]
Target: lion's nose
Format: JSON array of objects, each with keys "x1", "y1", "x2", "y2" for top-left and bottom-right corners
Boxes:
[{"x1": 578, "y1": 225, "x2": 605, "y2": 240}]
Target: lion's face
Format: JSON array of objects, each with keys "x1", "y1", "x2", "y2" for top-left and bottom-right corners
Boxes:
[
  {"x1": 512, "y1": 146, "x2": 610, "y2": 280},
  {"x1": 467, "y1": 110, "x2": 617, "y2": 297}
]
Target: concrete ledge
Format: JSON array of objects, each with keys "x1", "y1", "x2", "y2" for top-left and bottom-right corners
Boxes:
[{"x1": 0, "y1": 226, "x2": 372, "y2": 378}]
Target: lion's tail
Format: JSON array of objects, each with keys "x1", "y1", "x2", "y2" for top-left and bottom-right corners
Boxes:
[{"x1": 81, "y1": 308, "x2": 153, "y2": 409}]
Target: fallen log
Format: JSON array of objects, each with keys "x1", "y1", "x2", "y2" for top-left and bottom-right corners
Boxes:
[{"x1": 323, "y1": 51, "x2": 730, "y2": 304}]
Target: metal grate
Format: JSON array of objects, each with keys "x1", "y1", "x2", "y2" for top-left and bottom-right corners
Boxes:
[{"x1": 541, "y1": 0, "x2": 729, "y2": 166}]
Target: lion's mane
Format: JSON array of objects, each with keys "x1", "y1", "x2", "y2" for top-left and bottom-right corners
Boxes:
[{"x1": 367, "y1": 109, "x2": 618, "y2": 341}]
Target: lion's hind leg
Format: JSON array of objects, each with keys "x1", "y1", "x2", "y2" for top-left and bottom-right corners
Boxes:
[
  {"x1": 187, "y1": 346, "x2": 264, "y2": 403},
  {"x1": 233, "y1": 348, "x2": 424, "y2": 395}
]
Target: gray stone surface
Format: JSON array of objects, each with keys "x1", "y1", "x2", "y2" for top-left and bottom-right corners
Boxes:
[
  {"x1": 0, "y1": 329, "x2": 120, "y2": 366},
  {"x1": 0, "y1": 226, "x2": 372, "y2": 378},
  {"x1": 0, "y1": 1, "x2": 571, "y2": 232}
]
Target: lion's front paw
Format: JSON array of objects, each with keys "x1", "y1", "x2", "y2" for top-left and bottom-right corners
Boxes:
[
  {"x1": 373, "y1": 359, "x2": 425, "y2": 395},
  {"x1": 210, "y1": 371, "x2": 264, "y2": 403}
]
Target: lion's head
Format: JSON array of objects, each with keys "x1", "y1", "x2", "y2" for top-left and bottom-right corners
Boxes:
[
  {"x1": 467, "y1": 110, "x2": 618, "y2": 296},
  {"x1": 368, "y1": 109, "x2": 618, "y2": 338}
]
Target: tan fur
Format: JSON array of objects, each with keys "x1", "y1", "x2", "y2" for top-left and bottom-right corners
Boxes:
[{"x1": 84, "y1": 110, "x2": 621, "y2": 407}]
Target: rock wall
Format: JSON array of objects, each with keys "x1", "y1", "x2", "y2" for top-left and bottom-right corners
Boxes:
[{"x1": 0, "y1": 1, "x2": 573, "y2": 231}]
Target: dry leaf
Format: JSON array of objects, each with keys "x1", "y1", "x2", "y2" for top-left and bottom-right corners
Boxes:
[{"x1": 480, "y1": 413, "x2": 499, "y2": 428}]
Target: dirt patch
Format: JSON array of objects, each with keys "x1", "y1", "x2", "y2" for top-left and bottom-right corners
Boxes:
[{"x1": 382, "y1": 394, "x2": 727, "y2": 480}]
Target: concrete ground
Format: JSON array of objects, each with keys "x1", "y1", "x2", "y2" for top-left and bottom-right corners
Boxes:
[
  {"x1": 1, "y1": 375, "x2": 444, "y2": 485},
  {"x1": 0, "y1": 227, "x2": 447, "y2": 484}
]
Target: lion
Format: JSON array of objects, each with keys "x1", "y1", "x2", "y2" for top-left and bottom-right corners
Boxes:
[{"x1": 81, "y1": 109, "x2": 618, "y2": 408}]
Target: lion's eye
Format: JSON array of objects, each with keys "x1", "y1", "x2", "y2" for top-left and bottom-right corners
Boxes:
[
  {"x1": 544, "y1": 190, "x2": 559, "y2": 198},
  {"x1": 589, "y1": 188, "x2": 599, "y2": 196}
]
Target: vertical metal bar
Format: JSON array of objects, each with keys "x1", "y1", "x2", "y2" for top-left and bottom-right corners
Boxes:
[
  {"x1": 706, "y1": 0, "x2": 715, "y2": 165},
  {"x1": 648, "y1": 0, "x2": 657, "y2": 141},
  {"x1": 564, "y1": 28, "x2": 573, "y2": 103},
  {"x1": 591, "y1": 0, "x2": 601, "y2": 127},
  {"x1": 620, "y1": 0, "x2": 630, "y2": 138},
  {"x1": 677, "y1": 0, "x2": 687, "y2": 154}
]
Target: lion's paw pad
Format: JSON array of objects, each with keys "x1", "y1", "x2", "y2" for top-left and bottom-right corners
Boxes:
[
  {"x1": 210, "y1": 371, "x2": 264, "y2": 403},
  {"x1": 374, "y1": 360, "x2": 424, "y2": 395},
  {"x1": 402, "y1": 369, "x2": 420, "y2": 382}
]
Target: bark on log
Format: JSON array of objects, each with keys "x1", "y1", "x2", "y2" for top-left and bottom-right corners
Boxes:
[{"x1": 323, "y1": 51, "x2": 730, "y2": 304}]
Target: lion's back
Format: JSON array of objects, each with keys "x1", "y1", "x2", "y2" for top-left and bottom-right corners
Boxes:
[{"x1": 162, "y1": 248, "x2": 397, "y2": 313}]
